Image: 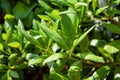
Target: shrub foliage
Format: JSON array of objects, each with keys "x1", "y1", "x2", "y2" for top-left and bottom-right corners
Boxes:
[{"x1": 0, "y1": 0, "x2": 120, "y2": 80}]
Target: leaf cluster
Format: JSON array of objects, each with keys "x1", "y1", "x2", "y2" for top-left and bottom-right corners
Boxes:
[{"x1": 0, "y1": 0, "x2": 120, "y2": 80}]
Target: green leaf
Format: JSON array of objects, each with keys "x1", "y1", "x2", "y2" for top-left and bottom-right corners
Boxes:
[
  {"x1": 18, "y1": 20, "x2": 24, "y2": 29},
  {"x1": 15, "y1": 26, "x2": 43, "y2": 49},
  {"x1": 76, "y1": 52, "x2": 105, "y2": 63},
  {"x1": 4, "y1": 14, "x2": 14, "y2": 20},
  {"x1": 74, "y1": 2, "x2": 87, "y2": 9},
  {"x1": 43, "y1": 53, "x2": 68, "y2": 65},
  {"x1": 4, "y1": 17, "x2": 14, "y2": 31},
  {"x1": 95, "y1": 6, "x2": 108, "y2": 15},
  {"x1": 22, "y1": 4, "x2": 37, "y2": 19},
  {"x1": 50, "y1": 73, "x2": 69, "y2": 80},
  {"x1": 68, "y1": 61, "x2": 82, "y2": 80},
  {"x1": 45, "y1": 12, "x2": 57, "y2": 21},
  {"x1": 114, "y1": 0, "x2": 120, "y2": 3},
  {"x1": 38, "y1": 0, "x2": 52, "y2": 11},
  {"x1": 50, "y1": 59, "x2": 66, "y2": 74},
  {"x1": 13, "y1": 1, "x2": 36, "y2": 19},
  {"x1": 67, "y1": 0, "x2": 77, "y2": 4},
  {"x1": 51, "y1": 10, "x2": 60, "y2": 20},
  {"x1": 102, "y1": 23, "x2": 120, "y2": 34},
  {"x1": 25, "y1": 53, "x2": 39, "y2": 60},
  {"x1": 37, "y1": 15, "x2": 50, "y2": 20},
  {"x1": 0, "y1": 64, "x2": 8, "y2": 72},
  {"x1": 10, "y1": 70, "x2": 19, "y2": 78},
  {"x1": 0, "y1": 0, "x2": 11, "y2": 13},
  {"x1": 85, "y1": 66, "x2": 110, "y2": 80},
  {"x1": 0, "y1": 43, "x2": 3, "y2": 51},
  {"x1": 38, "y1": 20, "x2": 49, "y2": 48},
  {"x1": 104, "y1": 45, "x2": 119, "y2": 54},
  {"x1": 92, "y1": 0, "x2": 98, "y2": 12},
  {"x1": 8, "y1": 42, "x2": 21, "y2": 48},
  {"x1": 7, "y1": 70, "x2": 12, "y2": 80},
  {"x1": 28, "y1": 55, "x2": 47, "y2": 66},
  {"x1": 61, "y1": 14, "x2": 75, "y2": 49},
  {"x1": 32, "y1": 19, "x2": 39, "y2": 31},
  {"x1": 79, "y1": 37, "x2": 89, "y2": 52},
  {"x1": 50, "y1": 0, "x2": 69, "y2": 6},
  {"x1": 72, "y1": 24, "x2": 96, "y2": 51},
  {"x1": 40, "y1": 21, "x2": 67, "y2": 49},
  {"x1": 104, "y1": 40, "x2": 120, "y2": 54},
  {"x1": 90, "y1": 39, "x2": 106, "y2": 47},
  {"x1": 8, "y1": 53, "x2": 17, "y2": 61},
  {"x1": 98, "y1": 47, "x2": 114, "y2": 62},
  {"x1": 13, "y1": 1, "x2": 28, "y2": 19},
  {"x1": 66, "y1": 8, "x2": 79, "y2": 32},
  {"x1": 5, "y1": 28, "x2": 12, "y2": 44},
  {"x1": 15, "y1": 62, "x2": 27, "y2": 69}
]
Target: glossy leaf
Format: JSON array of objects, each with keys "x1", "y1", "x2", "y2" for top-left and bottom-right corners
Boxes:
[
  {"x1": 4, "y1": 16, "x2": 14, "y2": 31},
  {"x1": 18, "y1": 20, "x2": 24, "y2": 29},
  {"x1": 98, "y1": 47, "x2": 114, "y2": 62},
  {"x1": 61, "y1": 14, "x2": 75, "y2": 49},
  {"x1": 74, "y1": 2, "x2": 87, "y2": 9},
  {"x1": 25, "y1": 53, "x2": 39, "y2": 60},
  {"x1": 67, "y1": 8, "x2": 79, "y2": 32},
  {"x1": 8, "y1": 42, "x2": 21, "y2": 48},
  {"x1": 95, "y1": 6, "x2": 108, "y2": 15},
  {"x1": 104, "y1": 45, "x2": 119, "y2": 54},
  {"x1": 40, "y1": 21, "x2": 67, "y2": 49},
  {"x1": 28, "y1": 55, "x2": 47, "y2": 66},
  {"x1": 104, "y1": 40, "x2": 120, "y2": 54},
  {"x1": 32, "y1": 19, "x2": 39, "y2": 31},
  {"x1": 76, "y1": 52, "x2": 105, "y2": 63},
  {"x1": 43, "y1": 53, "x2": 68, "y2": 65},
  {"x1": 90, "y1": 39, "x2": 106, "y2": 47}
]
